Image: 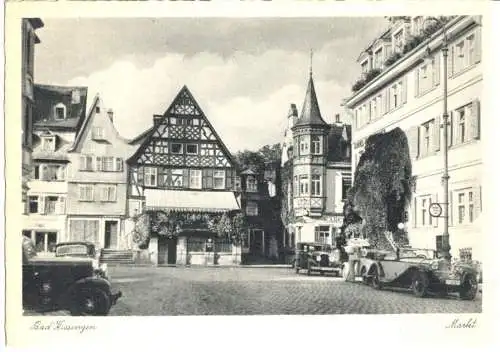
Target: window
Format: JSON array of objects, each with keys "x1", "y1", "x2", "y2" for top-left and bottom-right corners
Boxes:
[
  {"x1": 314, "y1": 226, "x2": 330, "y2": 244},
  {"x1": 79, "y1": 155, "x2": 93, "y2": 171},
  {"x1": 189, "y1": 170, "x2": 202, "y2": 189},
  {"x1": 311, "y1": 175, "x2": 321, "y2": 196},
  {"x1": 171, "y1": 143, "x2": 183, "y2": 154},
  {"x1": 376, "y1": 95, "x2": 382, "y2": 118},
  {"x1": 393, "y1": 29, "x2": 404, "y2": 52},
  {"x1": 311, "y1": 136, "x2": 322, "y2": 155},
  {"x1": 453, "y1": 102, "x2": 480, "y2": 145},
  {"x1": 455, "y1": 41, "x2": 466, "y2": 72},
  {"x1": 172, "y1": 169, "x2": 183, "y2": 187},
  {"x1": 374, "y1": 48, "x2": 383, "y2": 69},
  {"x1": 28, "y1": 196, "x2": 38, "y2": 213},
  {"x1": 79, "y1": 185, "x2": 94, "y2": 202},
  {"x1": 72, "y1": 89, "x2": 81, "y2": 104},
  {"x1": 213, "y1": 170, "x2": 225, "y2": 189},
  {"x1": 299, "y1": 175, "x2": 309, "y2": 195},
  {"x1": 421, "y1": 120, "x2": 433, "y2": 156},
  {"x1": 41, "y1": 136, "x2": 55, "y2": 151},
  {"x1": 70, "y1": 220, "x2": 100, "y2": 244},
  {"x1": 361, "y1": 60, "x2": 369, "y2": 74},
  {"x1": 419, "y1": 196, "x2": 433, "y2": 227},
  {"x1": 342, "y1": 178, "x2": 351, "y2": 201},
  {"x1": 54, "y1": 103, "x2": 66, "y2": 120},
  {"x1": 246, "y1": 201, "x2": 258, "y2": 216},
  {"x1": 44, "y1": 196, "x2": 58, "y2": 214},
  {"x1": 100, "y1": 185, "x2": 117, "y2": 202},
  {"x1": 467, "y1": 34, "x2": 475, "y2": 67},
  {"x1": 455, "y1": 189, "x2": 476, "y2": 225},
  {"x1": 370, "y1": 99, "x2": 377, "y2": 120},
  {"x1": 299, "y1": 136, "x2": 309, "y2": 155},
  {"x1": 35, "y1": 164, "x2": 65, "y2": 181},
  {"x1": 116, "y1": 158, "x2": 123, "y2": 172},
  {"x1": 294, "y1": 176, "x2": 299, "y2": 195},
  {"x1": 92, "y1": 127, "x2": 105, "y2": 140},
  {"x1": 144, "y1": 167, "x2": 157, "y2": 187},
  {"x1": 458, "y1": 108, "x2": 466, "y2": 144},
  {"x1": 103, "y1": 157, "x2": 114, "y2": 172},
  {"x1": 34, "y1": 232, "x2": 57, "y2": 253},
  {"x1": 186, "y1": 144, "x2": 198, "y2": 155},
  {"x1": 246, "y1": 176, "x2": 257, "y2": 192}
]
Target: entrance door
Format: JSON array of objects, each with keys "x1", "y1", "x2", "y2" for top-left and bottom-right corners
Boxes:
[
  {"x1": 167, "y1": 237, "x2": 177, "y2": 265},
  {"x1": 158, "y1": 237, "x2": 177, "y2": 265},
  {"x1": 104, "y1": 221, "x2": 118, "y2": 249}
]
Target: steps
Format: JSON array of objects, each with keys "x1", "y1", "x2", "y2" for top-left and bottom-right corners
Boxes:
[{"x1": 100, "y1": 249, "x2": 135, "y2": 264}]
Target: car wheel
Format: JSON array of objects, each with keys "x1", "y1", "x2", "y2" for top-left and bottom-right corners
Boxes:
[
  {"x1": 360, "y1": 267, "x2": 368, "y2": 285},
  {"x1": 371, "y1": 267, "x2": 383, "y2": 290},
  {"x1": 459, "y1": 274, "x2": 478, "y2": 300},
  {"x1": 412, "y1": 271, "x2": 429, "y2": 298},
  {"x1": 71, "y1": 288, "x2": 111, "y2": 316}
]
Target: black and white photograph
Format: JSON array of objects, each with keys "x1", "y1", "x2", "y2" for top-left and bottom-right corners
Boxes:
[{"x1": 4, "y1": 1, "x2": 498, "y2": 350}]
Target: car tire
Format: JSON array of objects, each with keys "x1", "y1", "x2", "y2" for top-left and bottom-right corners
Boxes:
[
  {"x1": 360, "y1": 267, "x2": 368, "y2": 285},
  {"x1": 371, "y1": 267, "x2": 383, "y2": 290},
  {"x1": 70, "y1": 288, "x2": 111, "y2": 316},
  {"x1": 411, "y1": 271, "x2": 429, "y2": 298},
  {"x1": 459, "y1": 274, "x2": 478, "y2": 301}
]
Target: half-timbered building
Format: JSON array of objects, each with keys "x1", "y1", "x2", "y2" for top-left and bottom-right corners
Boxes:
[{"x1": 127, "y1": 86, "x2": 242, "y2": 266}]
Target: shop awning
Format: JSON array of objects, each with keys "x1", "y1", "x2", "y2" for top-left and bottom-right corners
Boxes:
[{"x1": 144, "y1": 189, "x2": 241, "y2": 213}]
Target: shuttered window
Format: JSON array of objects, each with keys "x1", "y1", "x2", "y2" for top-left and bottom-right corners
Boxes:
[{"x1": 69, "y1": 220, "x2": 100, "y2": 245}]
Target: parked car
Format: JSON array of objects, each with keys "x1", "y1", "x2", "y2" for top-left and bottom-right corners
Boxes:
[
  {"x1": 294, "y1": 242, "x2": 346, "y2": 276},
  {"x1": 54, "y1": 242, "x2": 109, "y2": 280},
  {"x1": 22, "y1": 237, "x2": 122, "y2": 315},
  {"x1": 351, "y1": 245, "x2": 478, "y2": 300}
]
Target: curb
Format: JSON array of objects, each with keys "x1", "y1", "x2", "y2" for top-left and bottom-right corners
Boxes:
[{"x1": 106, "y1": 263, "x2": 293, "y2": 269}]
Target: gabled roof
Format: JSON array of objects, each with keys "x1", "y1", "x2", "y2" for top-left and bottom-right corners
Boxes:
[
  {"x1": 128, "y1": 126, "x2": 154, "y2": 145},
  {"x1": 293, "y1": 73, "x2": 328, "y2": 129},
  {"x1": 128, "y1": 85, "x2": 235, "y2": 165}
]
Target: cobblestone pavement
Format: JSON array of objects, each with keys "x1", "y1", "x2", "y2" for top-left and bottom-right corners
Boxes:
[{"x1": 25, "y1": 266, "x2": 482, "y2": 316}]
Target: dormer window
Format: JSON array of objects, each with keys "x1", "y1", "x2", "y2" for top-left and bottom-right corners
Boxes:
[
  {"x1": 361, "y1": 60, "x2": 369, "y2": 74},
  {"x1": 393, "y1": 29, "x2": 404, "y2": 53},
  {"x1": 54, "y1": 103, "x2": 66, "y2": 120},
  {"x1": 41, "y1": 136, "x2": 56, "y2": 152},
  {"x1": 373, "y1": 47, "x2": 384, "y2": 69},
  {"x1": 92, "y1": 127, "x2": 105, "y2": 140},
  {"x1": 246, "y1": 176, "x2": 257, "y2": 192}
]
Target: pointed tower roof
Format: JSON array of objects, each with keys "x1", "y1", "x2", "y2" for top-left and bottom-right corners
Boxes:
[{"x1": 294, "y1": 70, "x2": 328, "y2": 129}]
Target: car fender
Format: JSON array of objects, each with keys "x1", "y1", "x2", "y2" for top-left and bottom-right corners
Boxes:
[
  {"x1": 368, "y1": 262, "x2": 385, "y2": 278},
  {"x1": 66, "y1": 276, "x2": 112, "y2": 298}
]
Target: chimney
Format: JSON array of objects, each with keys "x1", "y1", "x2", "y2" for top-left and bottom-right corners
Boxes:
[
  {"x1": 335, "y1": 113, "x2": 341, "y2": 123},
  {"x1": 107, "y1": 109, "x2": 114, "y2": 123}
]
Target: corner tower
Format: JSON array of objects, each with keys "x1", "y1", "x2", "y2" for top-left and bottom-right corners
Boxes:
[{"x1": 291, "y1": 69, "x2": 329, "y2": 217}]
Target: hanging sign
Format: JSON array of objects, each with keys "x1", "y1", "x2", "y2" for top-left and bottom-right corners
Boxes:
[{"x1": 429, "y1": 203, "x2": 443, "y2": 218}]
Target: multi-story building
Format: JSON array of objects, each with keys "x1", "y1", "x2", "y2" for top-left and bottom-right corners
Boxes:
[
  {"x1": 127, "y1": 86, "x2": 242, "y2": 266},
  {"x1": 281, "y1": 70, "x2": 352, "y2": 250},
  {"x1": 238, "y1": 161, "x2": 282, "y2": 263},
  {"x1": 22, "y1": 84, "x2": 88, "y2": 253},
  {"x1": 65, "y1": 95, "x2": 136, "y2": 251},
  {"x1": 21, "y1": 18, "x2": 43, "y2": 214},
  {"x1": 344, "y1": 16, "x2": 482, "y2": 260}
]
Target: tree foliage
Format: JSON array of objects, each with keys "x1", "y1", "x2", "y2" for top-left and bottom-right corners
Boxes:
[
  {"x1": 342, "y1": 128, "x2": 413, "y2": 249},
  {"x1": 234, "y1": 143, "x2": 281, "y2": 172}
]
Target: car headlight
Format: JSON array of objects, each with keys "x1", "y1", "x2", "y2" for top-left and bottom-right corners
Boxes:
[
  {"x1": 100, "y1": 263, "x2": 108, "y2": 272},
  {"x1": 316, "y1": 255, "x2": 321, "y2": 261},
  {"x1": 92, "y1": 259, "x2": 99, "y2": 270},
  {"x1": 41, "y1": 282, "x2": 52, "y2": 293}
]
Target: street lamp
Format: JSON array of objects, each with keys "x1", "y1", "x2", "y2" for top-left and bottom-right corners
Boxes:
[{"x1": 424, "y1": 17, "x2": 451, "y2": 260}]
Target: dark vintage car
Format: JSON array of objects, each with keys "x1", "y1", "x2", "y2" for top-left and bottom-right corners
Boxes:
[
  {"x1": 294, "y1": 242, "x2": 347, "y2": 276},
  {"x1": 355, "y1": 246, "x2": 478, "y2": 300},
  {"x1": 22, "y1": 237, "x2": 122, "y2": 315},
  {"x1": 54, "y1": 241, "x2": 109, "y2": 279}
]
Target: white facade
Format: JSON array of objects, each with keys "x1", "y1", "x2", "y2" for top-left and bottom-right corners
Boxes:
[{"x1": 345, "y1": 16, "x2": 482, "y2": 261}]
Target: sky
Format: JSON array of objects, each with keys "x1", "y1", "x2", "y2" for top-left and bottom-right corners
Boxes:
[{"x1": 34, "y1": 18, "x2": 388, "y2": 153}]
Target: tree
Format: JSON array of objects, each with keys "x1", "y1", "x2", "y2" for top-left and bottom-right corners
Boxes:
[
  {"x1": 343, "y1": 128, "x2": 413, "y2": 249},
  {"x1": 234, "y1": 143, "x2": 281, "y2": 172}
]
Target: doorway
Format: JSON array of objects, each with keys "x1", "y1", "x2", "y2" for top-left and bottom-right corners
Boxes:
[
  {"x1": 158, "y1": 236, "x2": 177, "y2": 265},
  {"x1": 104, "y1": 221, "x2": 118, "y2": 249}
]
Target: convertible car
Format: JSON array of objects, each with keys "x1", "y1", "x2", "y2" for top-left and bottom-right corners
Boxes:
[{"x1": 351, "y1": 237, "x2": 478, "y2": 300}]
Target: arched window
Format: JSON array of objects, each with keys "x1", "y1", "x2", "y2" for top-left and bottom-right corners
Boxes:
[{"x1": 54, "y1": 103, "x2": 66, "y2": 120}]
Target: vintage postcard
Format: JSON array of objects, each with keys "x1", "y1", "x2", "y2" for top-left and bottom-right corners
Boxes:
[{"x1": 3, "y1": 1, "x2": 499, "y2": 351}]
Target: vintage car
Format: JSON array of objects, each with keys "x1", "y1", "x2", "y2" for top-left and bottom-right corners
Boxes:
[
  {"x1": 294, "y1": 242, "x2": 346, "y2": 276},
  {"x1": 54, "y1": 242, "x2": 109, "y2": 280},
  {"x1": 351, "y1": 242, "x2": 478, "y2": 300},
  {"x1": 22, "y1": 237, "x2": 122, "y2": 315}
]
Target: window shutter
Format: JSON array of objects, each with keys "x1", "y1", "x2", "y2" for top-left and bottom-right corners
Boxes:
[
  {"x1": 207, "y1": 169, "x2": 214, "y2": 189},
  {"x1": 96, "y1": 157, "x2": 102, "y2": 171},
  {"x1": 433, "y1": 115, "x2": 441, "y2": 152},
  {"x1": 402, "y1": 76, "x2": 407, "y2": 104},
  {"x1": 474, "y1": 28, "x2": 481, "y2": 63},
  {"x1": 407, "y1": 126, "x2": 420, "y2": 159},
  {"x1": 116, "y1": 158, "x2": 123, "y2": 172},
  {"x1": 386, "y1": 88, "x2": 391, "y2": 112},
  {"x1": 137, "y1": 167, "x2": 144, "y2": 185},
  {"x1": 414, "y1": 68, "x2": 419, "y2": 97},
  {"x1": 183, "y1": 169, "x2": 189, "y2": 188},
  {"x1": 447, "y1": 46, "x2": 454, "y2": 78},
  {"x1": 447, "y1": 112, "x2": 453, "y2": 147},
  {"x1": 225, "y1": 169, "x2": 233, "y2": 190},
  {"x1": 111, "y1": 186, "x2": 116, "y2": 202},
  {"x1": 57, "y1": 197, "x2": 66, "y2": 214},
  {"x1": 474, "y1": 186, "x2": 481, "y2": 221},
  {"x1": 100, "y1": 186, "x2": 107, "y2": 202},
  {"x1": 202, "y1": 169, "x2": 208, "y2": 188},
  {"x1": 40, "y1": 165, "x2": 48, "y2": 181},
  {"x1": 469, "y1": 99, "x2": 480, "y2": 140},
  {"x1": 79, "y1": 156, "x2": 86, "y2": 170},
  {"x1": 434, "y1": 55, "x2": 441, "y2": 86}
]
